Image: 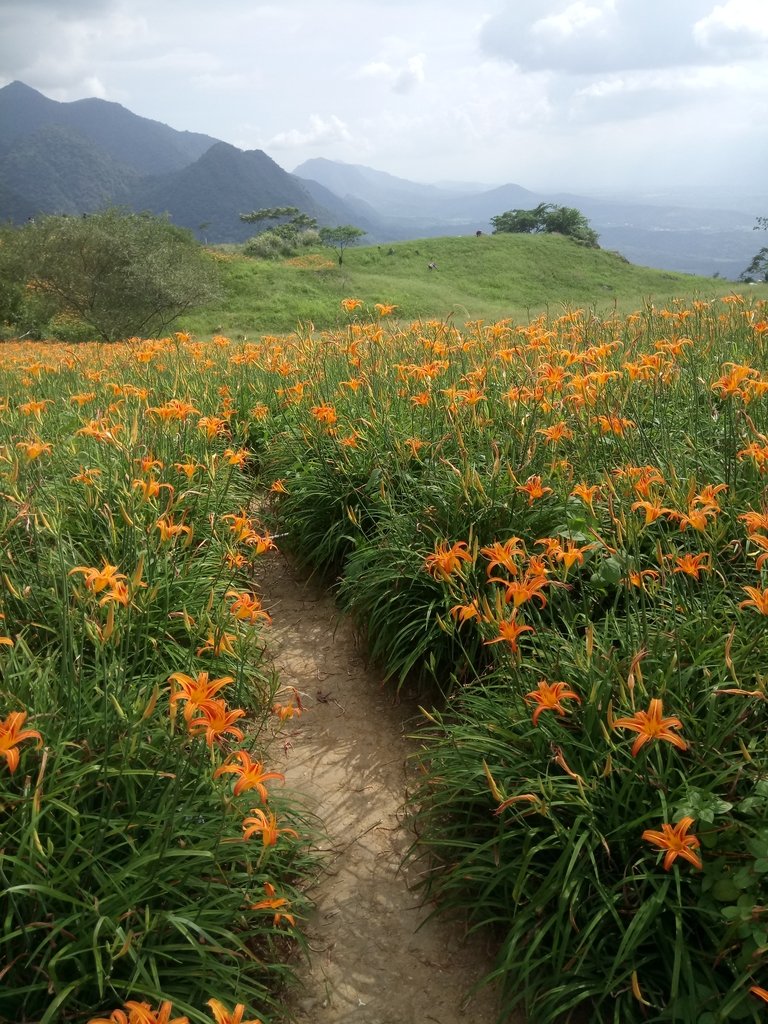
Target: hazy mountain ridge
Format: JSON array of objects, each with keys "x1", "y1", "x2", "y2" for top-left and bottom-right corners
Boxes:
[
  {"x1": 0, "y1": 81, "x2": 367, "y2": 241},
  {"x1": 0, "y1": 81, "x2": 761, "y2": 277},
  {"x1": 293, "y1": 158, "x2": 760, "y2": 277}
]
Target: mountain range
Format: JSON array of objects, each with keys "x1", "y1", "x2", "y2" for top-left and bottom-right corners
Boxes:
[{"x1": 0, "y1": 80, "x2": 761, "y2": 279}]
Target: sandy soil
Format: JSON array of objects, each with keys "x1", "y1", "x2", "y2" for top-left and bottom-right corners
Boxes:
[{"x1": 255, "y1": 549, "x2": 511, "y2": 1024}]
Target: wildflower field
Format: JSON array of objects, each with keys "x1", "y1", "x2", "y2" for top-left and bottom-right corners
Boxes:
[
  {"x1": 2, "y1": 293, "x2": 768, "y2": 1023},
  {"x1": 0, "y1": 337, "x2": 313, "y2": 1024}
]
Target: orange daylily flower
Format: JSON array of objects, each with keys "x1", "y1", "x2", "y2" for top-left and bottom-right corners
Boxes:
[
  {"x1": 678, "y1": 503, "x2": 718, "y2": 532},
  {"x1": 670, "y1": 552, "x2": 711, "y2": 579},
  {"x1": 242, "y1": 807, "x2": 299, "y2": 846},
  {"x1": 206, "y1": 999, "x2": 263, "y2": 1024},
  {"x1": 613, "y1": 698, "x2": 688, "y2": 757},
  {"x1": 137, "y1": 455, "x2": 164, "y2": 474},
  {"x1": 311, "y1": 403, "x2": 338, "y2": 425},
  {"x1": 16, "y1": 440, "x2": 52, "y2": 460},
  {"x1": 246, "y1": 530, "x2": 277, "y2": 555},
  {"x1": 711, "y1": 362, "x2": 757, "y2": 399},
  {"x1": 570, "y1": 482, "x2": 601, "y2": 510},
  {"x1": 223, "y1": 509, "x2": 253, "y2": 541},
  {"x1": 147, "y1": 398, "x2": 200, "y2": 421},
  {"x1": 625, "y1": 568, "x2": 661, "y2": 590},
  {"x1": 410, "y1": 391, "x2": 431, "y2": 407},
  {"x1": 174, "y1": 461, "x2": 203, "y2": 479},
  {"x1": 69, "y1": 559, "x2": 127, "y2": 594},
  {"x1": 214, "y1": 749, "x2": 285, "y2": 800},
  {"x1": 87, "y1": 1012, "x2": 130, "y2": 1024},
  {"x1": 70, "y1": 391, "x2": 97, "y2": 406},
  {"x1": 423, "y1": 540, "x2": 473, "y2": 580},
  {"x1": 517, "y1": 475, "x2": 553, "y2": 505},
  {"x1": 100, "y1": 580, "x2": 131, "y2": 607},
  {"x1": 556, "y1": 541, "x2": 594, "y2": 571},
  {"x1": 249, "y1": 881, "x2": 296, "y2": 928},
  {"x1": 225, "y1": 549, "x2": 249, "y2": 570},
  {"x1": 449, "y1": 600, "x2": 482, "y2": 624},
  {"x1": 739, "y1": 586, "x2": 768, "y2": 614},
  {"x1": 631, "y1": 498, "x2": 677, "y2": 525},
  {"x1": 155, "y1": 516, "x2": 193, "y2": 544},
  {"x1": 641, "y1": 817, "x2": 702, "y2": 870},
  {"x1": 223, "y1": 448, "x2": 250, "y2": 468},
  {"x1": 168, "y1": 671, "x2": 234, "y2": 721},
  {"x1": 537, "y1": 421, "x2": 573, "y2": 444},
  {"x1": 479, "y1": 537, "x2": 525, "y2": 576},
  {"x1": 71, "y1": 466, "x2": 102, "y2": 485},
  {"x1": 491, "y1": 572, "x2": 549, "y2": 609},
  {"x1": 188, "y1": 699, "x2": 246, "y2": 747},
  {"x1": 198, "y1": 415, "x2": 229, "y2": 439},
  {"x1": 340, "y1": 297, "x2": 363, "y2": 312},
  {"x1": 272, "y1": 687, "x2": 303, "y2": 721},
  {"x1": 594, "y1": 414, "x2": 635, "y2": 436},
  {"x1": 750, "y1": 987, "x2": 768, "y2": 1005},
  {"x1": 226, "y1": 590, "x2": 272, "y2": 625},
  {"x1": 0, "y1": 710, "x2": 43, "y2": 772},
  {"x1": 197, "y1": 631, "x2": 236, "y2": 657},
  {"x1": 484, "y1": 615, "x2": 535, "y2": 654},
  {"x1": 88, "y1": 1001, "x2": 188, "y2": 1024},
  {"x1": 740, "y1": 509, "x2": 768, "y2": 533},
  {"x1": 524, "y1": 681, "x2": 581, "y2": 726},
  {"x1": 404, "y1": 436, "x2": 425, "y2": 456},
  {"x1": 132, "y1": 477, "x2": 174, "y2": 502},
  {"x1": 270, "y1": 479, "x2": 288, "y2": 494},
  {"x1": 692, "y1": 483, "x2": 727, "y2": 508},
  {"x1": 19, "y1": 399, "x2": 53, "y2": 418}
]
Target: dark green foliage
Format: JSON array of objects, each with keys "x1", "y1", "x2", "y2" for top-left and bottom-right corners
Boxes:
[
  {"x1": 318, "y1": 225, "x2": 366, "y2": 264},
  {"x1": 2, "y1": 208, "x2": 221, "y2": 341},
  {"x1": 492, "y1": 202, "x2": 600, "y2": 247},
  {"x1": 740, "y1": 216, "x2": 768, "y2": 282}
]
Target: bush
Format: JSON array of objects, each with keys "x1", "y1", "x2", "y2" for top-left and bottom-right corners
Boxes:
[{"x1": 0, "y1": 208, "x2": 221, "y2": 341}]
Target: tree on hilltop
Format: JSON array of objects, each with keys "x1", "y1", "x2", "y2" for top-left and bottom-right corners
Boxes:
[
  {"x1": 740, "y1": 216, "x2": 768, "y2": 282},
  {"x1": 491, "y1": 203, "x2": 599, "y2": 247},
  {"x1": 239, "y1": 206, "x2": 320, "y2": 259},
  {"x1": 319, "y1": 225, "x2": 366, "y2": 265}
]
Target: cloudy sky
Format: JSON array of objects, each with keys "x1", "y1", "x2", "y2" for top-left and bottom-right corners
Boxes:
[{"x1": 2, "y1": 0, "x2": 767, "y2": 194}]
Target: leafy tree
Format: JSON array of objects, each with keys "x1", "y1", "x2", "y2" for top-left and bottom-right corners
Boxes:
[
  {"x1": 2, "y1": 208, "x2": 220, "y2": 341},
  {"x1": 319, "y1": 225, "x2": 366, "y2": 264},
  {"x1": 740, "y1": 216, "x2": 768, "y2": 282},
  {"x1": 240, "y1": 206, "x2": 320, "y2": 260},
  {"x1": 0, "y1": 224, "x2": 26, "y2": 332},
  {"x1": 490, "y1": 203, "x2": 552, "y2": 235},
  {"x1": 491, "y1": 203, "x2": 599, "y2": 247}
]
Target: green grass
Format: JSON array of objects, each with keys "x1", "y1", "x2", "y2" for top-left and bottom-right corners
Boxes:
[{"x1": 184, "y1": 234, "x2": 768, "y2": 337}]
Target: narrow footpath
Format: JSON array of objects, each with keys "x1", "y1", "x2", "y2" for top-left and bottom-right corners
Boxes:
[{"x1": 255, "y1": 550, "x2": 506, "y2": 1024}]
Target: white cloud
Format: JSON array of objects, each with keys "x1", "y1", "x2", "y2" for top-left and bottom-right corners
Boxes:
[
  {"x1": 532, "y1": 2, "x2": 611, "y2": 40},
  {"x1": 478, "y1": 0, "x2": 765, "y2": 73},
  {"x1": 267, "y1": 114, "x2": 353, "y2": 149},
  {"x1": 694, "y1": 0, "x2": 768, "y2": 55},
  {"x1": 359, "y1": 53, "x2": 426, "y2": 94}
]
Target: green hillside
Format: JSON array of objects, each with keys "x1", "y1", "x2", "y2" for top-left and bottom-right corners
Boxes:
[{"x1": 184, "y1": 232, "x2": 768, "y2": 336}]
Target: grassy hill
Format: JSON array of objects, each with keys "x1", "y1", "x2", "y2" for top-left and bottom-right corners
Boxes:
[{"x1": 184, "y1": 233, "x2": 767, "y2": 337}]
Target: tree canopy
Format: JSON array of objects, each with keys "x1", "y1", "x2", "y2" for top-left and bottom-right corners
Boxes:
[
  {"x1": 318, "y1": 225, "x2": 366, "y2": 264},
  {"x1": 239, "y1": 206, "x2": 320, "y2": 260},
  {"x1": 491, "y1": 203, "x2": 599, "y2": 248},
  {"x1": 0, "y1": 208, "x2": 220, "y2": 341},
  {"x1": 740, "y1": 216, "x2": 768, "y2": 283}
]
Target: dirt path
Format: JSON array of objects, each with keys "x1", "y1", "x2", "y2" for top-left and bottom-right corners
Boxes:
[{"x1": 256, "y1": 550, "x2": 506, "y2": 1024}]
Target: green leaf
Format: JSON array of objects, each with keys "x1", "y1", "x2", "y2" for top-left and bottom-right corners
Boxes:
[{"x1": 711, "y1": 879, "x2": 740, "y2": 902}]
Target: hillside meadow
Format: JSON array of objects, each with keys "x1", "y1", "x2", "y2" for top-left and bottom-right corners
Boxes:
[
  {"x1": 183, "y1": 233, "x2": 768, "y2": 338},
  {"x1": 2, "y1": 281, "x2": 768, "y2": 1022}
]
